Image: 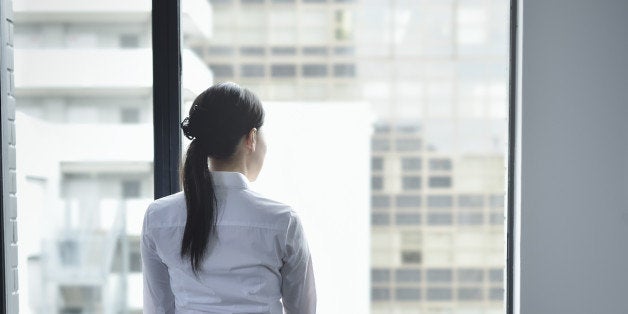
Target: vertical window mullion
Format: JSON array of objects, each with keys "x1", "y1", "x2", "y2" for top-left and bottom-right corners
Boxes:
[{"x1": 152, "y1": 0, "x2": 182, "y2": 198}]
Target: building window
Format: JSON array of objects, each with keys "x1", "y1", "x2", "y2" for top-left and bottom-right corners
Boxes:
[
  {"x1": 401, "y1": 250, "x2": 421, "y2": 264},
  {"x1": 210, "y1": 64, "x2": 234, "y2": 77},
  {"x1": 371, "y1": 157, "x2": 383, "y2": 171},
  {"x1": 489, "y1": 268, "x2": 503, "y2": 282},
  {"x1": 426, "y1": 288, "x2": 453, "y2": 301},
  {"x1": 395, "y1": 269, "x2": 421, "y2": 283},
  {"x1": 429, "y1": 158, "x2": 452, "y2": 171},
  {"x1": 396, "y1": 195, "x2": 421, "y2": 208},
  {"x1": 427, "y1": 195, "x2": 453, "y2": 208},
  {"x1": 458, "y1": 194, "x2": 484, "y2": 208},
  {"x1": 241, "y1": 64, "x2": 265, "y2": 77},
  {"x1": 429, "y1": 176, "x2": 452, "y2": 188},
  {"x1": 371, "y1": 176, "x2": 383, "y2": 190},
  {"x1": 427, "y1": 213, "x2": 453, "y2": 225},
  {"x1": 490, "y1": 194, "x2": 504, "y2": 208},
  {"x1": 458, "y1": 268, "x2": 484, "y2": 283},
  {"x1": 371, "y1": 268, "x2": 391, "y2": 283},
  {"x1": 271, "y1": 64, "x2": 296, "y2": 77},
  {"x1": 458, "y1": 212, "x2": 483, "y2": 225},
  {"x1": 240, "y1": 46, "x2": 265, "y2": 56},
  {"x1": 333, "y1": 63, "x2": 355, "y2": 77},
  {"x1": 401, "y1": 157, "x2": 422, "y2": 171},
  {"x1": 208, "y1": 46, "x2": 235, "y2": 55},
  {"x1": 372, "y1": 195, "x2": 391, "y2": 209},
  {"x1": 490, "y1": 212, "x2": 504, "y2": 225},
  {"x1": 122, "y1": 180, "x2": 141, "y2": 199},
  {"x1": 302, "y1": 46, "x2": 328, "y2": 55},
  {"x1": 395, "y1": 288, "x2": 421, "y2": 301},
  {"x1": 396, "y1": 138, "x2": 421, "y2": 151},
  {"x1": 302, "y1": 64, "x2": 328, "y2": 77},
  {"x1": 371, "y1": 213, "x2": 390, "y2": 226},
  {"x1": 426, "y1": 269, "x2": 452, "y2": 282},
  {"x1": 489, "y1": 288, "x2": 503, "y2": 301},
  {"x1": 271, "y1": 46, "x2": 297, "y2": 55},
  {"x1": 334, "y1": 46, "x2": 354, "y2": 55},
  {"x1": 395, "y1": 213, "x2": 421, "y2": 225},
  {"x1": 458, "y1": 288, "x2": 483, "y2": 301},
  {"x1": 120, "y1": 108, "x2": 140, "y2": 124},
  {"x1": 402, "y1": 176, "x2": 421, "y2": 190},
  {"x1": 372, "y1": 138, "x2": 390, "y2": 151},
  {"x1": 372, "y1": 288, "x2": 391, "y2": 301},
  {"x1": 119, "y1": 34, "x2": 139, "y2": 48}
]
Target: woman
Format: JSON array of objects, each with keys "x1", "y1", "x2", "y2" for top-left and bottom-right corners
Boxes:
[{"x1": 141, "y1": 82, "x2": 316, "y2": 314}]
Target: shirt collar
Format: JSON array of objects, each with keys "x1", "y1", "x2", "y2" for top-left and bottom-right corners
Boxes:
[{"x1": 209, "y1": 170, "x2": 250, "y2": 189}]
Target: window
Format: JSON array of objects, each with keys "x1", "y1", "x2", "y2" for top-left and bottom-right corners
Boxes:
[
  {"x1": 458, "y1": 268, "x2": 484, "y2": 283},
  {"x1": 372, "y1": 138, "x2": 391, "y2": 151},
  {"x1": 122, "y1": 180, "x2": 141, "y2": 198},
  {"x1": 402, "y1": 176, "x2": 421, "y2": 190},
  {"x1": 302, "y1": 64, "x2": 328, "y2": 77},
  {"x1": 371, "y1": 176, "x2": 383, "y2": 190},
  {"x1": 395, "y1": 269, "x2": 421, "y2": 282},
  {"x1": 210, "y1": 64, "x2": 235, "y2": 77},
  {"x1": 458, "y1": 194, "x2": 484, "y2": 208},
  {"x1": 119, "y1": 34, "x2": 139, "y2": 48},
  {"x1": 372, "y1": 195, "x2": 391, "y2": 209},
  {"x1": 401, "y1": 250, "x2": 422, "y2": 264},
  {"x1": 429, "y1": 176, "x2": 452, "y2": 188},
  {"x1": 429, "y1": 158, "x2": 452, "y2": 171},
  {"x1": 333, "y1": 63, "x2": 356, "y2": 77},
  {"x1": 396, "y1": 195, "x2": 421, "y2": 208},
  {"x1": 458, "y1": 288, "x2": 483, "y2": 301},
  {"x1": 428, "y1": 213, "x2": 453, "y2": 225},
  {"x1": 395, "y1": 288, "x2": 421, "y2": 301},
  {"x1": 372, "y1": 288, "x2": 391, "y2": 301},
  {"x1": 302, "y1": 46, "x2": 328, "y2": 55},
  {"x1": 401, "y1": 157, "x2": 422, "y2": 171},
  {"x1": 372, "y1": 268, "x2": 391, "y2": 283},
  {"x1": 372, "y1": 213, "x2": 390, "y2": 226},
  {"x1": 241, "y1": 64, "x2": 265, "y2": 77},
  {"x1": 121, "y1": 108, "x2": 140, "y2": 124},
  {"x1": 427, "y1": 195, "x2": 453, "y2": 208},
  {"x1": 371, "y1": 157, "x2": 384, "y2": 171},
  {"x1": 271, "y1": 46, "x2": 296, "y2": 55},
  {"x1": 426, "y1": 288, "x2": 452, "y2": 301},
  {"x1": 396, "y1": 138, "x2": 422, "y2": 151},
  {"x1": 240, "y1": 46, "x2": 265, "y2": 55},
  {"x1": 271, "y1": 64, "x2": 296, "y2": 77},
  {"x1": 395, "y1": 213, "x2": 421, "y2": 225}
]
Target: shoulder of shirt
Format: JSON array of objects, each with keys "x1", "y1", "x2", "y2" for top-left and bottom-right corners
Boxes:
[
  {"x1": 144, "y1": 191, "x2": 186, "y2": 226},
  {"x1": 242, "y1": 189, "x2": 294, "y2": 213}
]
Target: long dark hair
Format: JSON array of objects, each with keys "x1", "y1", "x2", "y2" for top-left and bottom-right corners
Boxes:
[{"x1": 179, "y1": 82, "x2": 264, "y2": 273}]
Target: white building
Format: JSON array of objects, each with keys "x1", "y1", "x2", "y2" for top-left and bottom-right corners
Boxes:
[{"x1": 13, "y1": 0, "x2": 212, "y2": 312}]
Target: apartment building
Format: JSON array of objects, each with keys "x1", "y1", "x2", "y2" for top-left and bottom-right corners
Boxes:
[{"x1": 13, "y1": 0, "x2": 212, "y2": 313}]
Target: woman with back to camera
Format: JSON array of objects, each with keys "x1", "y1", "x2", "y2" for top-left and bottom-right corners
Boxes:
[{"x1": 141, "y1": 82, "x2": 316, "y2": 314}]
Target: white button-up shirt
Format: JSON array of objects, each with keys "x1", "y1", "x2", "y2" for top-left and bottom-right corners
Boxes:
[{"x1": 141, "y1": 171, "x2": 316, "y2": 314}]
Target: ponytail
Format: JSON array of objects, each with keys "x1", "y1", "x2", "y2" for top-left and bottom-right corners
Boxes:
[
  {"x1": 179, "y1": 82, "x2": 265, "y2": 273},
  {"x1": 180, "y1": 140, "x2": 217, "y2": 274}
]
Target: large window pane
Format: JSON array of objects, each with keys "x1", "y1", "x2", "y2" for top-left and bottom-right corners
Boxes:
[
  {"x1": 12, "y1": 0, "x2": 182, "y2": 313},
  {"x1": 184, "y1": 0, "x2": 508, "y2": 312}
]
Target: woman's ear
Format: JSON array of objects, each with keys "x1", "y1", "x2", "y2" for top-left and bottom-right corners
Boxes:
[{"x1": 247, "y1": 128, "x2": 257, "y2": 152}]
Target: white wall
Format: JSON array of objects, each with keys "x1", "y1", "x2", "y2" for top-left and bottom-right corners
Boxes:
[
  {"x1": 248, "y1": 101, "x2": 373, "y2": 314},
  {"x1": 516, "y1": 1, "x2": 628, "y2": 313}
]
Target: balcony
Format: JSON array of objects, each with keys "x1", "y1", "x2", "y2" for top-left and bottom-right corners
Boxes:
[
  {"x1": 14, "y1": 0, "x2": 212, "y2": 40},
  {"x1": 15, "y1": 48, "x2": 213, "y2": 98}
]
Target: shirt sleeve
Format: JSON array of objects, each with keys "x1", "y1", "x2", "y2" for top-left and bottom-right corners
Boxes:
[
  {"x1": 140, "y1": 206, "x2": 175, "y2": 314},
  {"x1": 280, "y1": 211, "x2": 317, "y2": 314}
]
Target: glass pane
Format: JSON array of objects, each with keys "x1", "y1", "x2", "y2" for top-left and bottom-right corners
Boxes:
[
  {"x1": 13, "y1": 0, "x2": 166, "y2": 312},
  {"x1": 183, "y1": 0, "x2": 508, "y2": 312}
]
